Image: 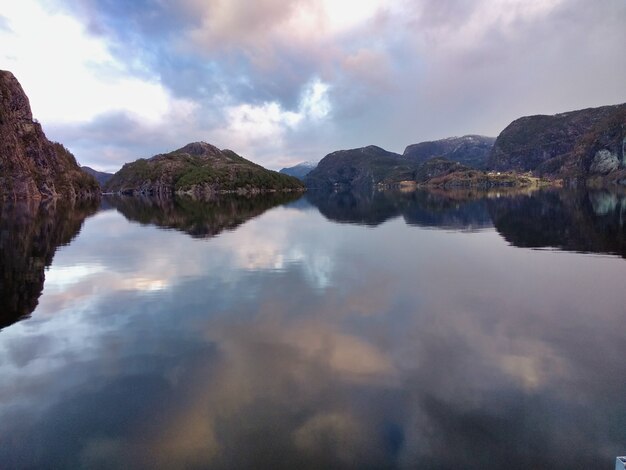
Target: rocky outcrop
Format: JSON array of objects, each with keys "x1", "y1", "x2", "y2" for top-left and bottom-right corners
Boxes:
[
  {"x1": 487, "y1": 103, "x2": 626, "y2": 181},
  {"x1": 0, "y1": 70, "x2": 100, "y2": 200},
  {"x1": 105, "y1": 141, "x2": 304, "y2": 196},
  {"x1": 404, "y1": 135, "x2": 495, "y2": 169}
]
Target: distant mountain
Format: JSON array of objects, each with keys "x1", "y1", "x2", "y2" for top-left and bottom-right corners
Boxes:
[
  {"x1": 488, "y1": 103, "x2": 626, "y2": 182},
  {"x1": 304, "y1": 145, "x2": 531, "y2": 189},
  {"x1": 104, "y1": 142, "x2": 304, "y2": 196},
  {"x1": 279, "y1": 161, "x2": 317, "y2": 180},
  {"x1": 81, "y1": 166, "x2": 113, "y2": 187},
  {"x1": 304, "y1": 145, "x2": 416, "y2": 188},
  {"x1": 404, "y1": 135, "x2": 496, "y2": 169},
  {"x1": 0, "y1": 70, "x2": 100, "y2": 200}
]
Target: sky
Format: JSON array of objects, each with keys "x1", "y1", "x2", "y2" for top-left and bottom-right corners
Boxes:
[{"x1": 0, "y1": 0, "x2": 625, "y2": 172}]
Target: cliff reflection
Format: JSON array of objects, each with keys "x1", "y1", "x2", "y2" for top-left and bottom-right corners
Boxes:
[
  {"x1": 107, "y1": 192, "x2": 303, "y2": 238},
  {"x1": 308, "y1": 188, "x2": 626, "y2": 258},
  {"x1": 306, "y1": 189, "x2": 493, "y2": 230},
  {"x1": 489, "y1": 189, "x2": 626, "y2": 257},
  {"x1": 0, "y1": 199, "x2": 98, "y2": 329}
]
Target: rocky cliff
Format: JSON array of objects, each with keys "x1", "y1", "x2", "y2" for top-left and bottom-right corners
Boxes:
[
  {"x1": 404, "y1": 135, "x2": 495, "y2": 169},
  {"x1": 105, "y1": 141, "x2": 304, "y2": 196},
  {"x1": 0, "y1": 70, "x2": 100, "y2": 200},
  {"x1": 488, "y1": 103, "x2": 626, "y2": 181}
]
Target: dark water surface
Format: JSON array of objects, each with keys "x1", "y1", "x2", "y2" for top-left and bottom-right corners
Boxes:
[{"x1": 1, "y1": 189, "x2": 625, "y2": 469}]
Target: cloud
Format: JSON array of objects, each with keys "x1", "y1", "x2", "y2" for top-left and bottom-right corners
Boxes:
[{"x1": 1, "y1": 0, "x2": 625, "y2": 171}]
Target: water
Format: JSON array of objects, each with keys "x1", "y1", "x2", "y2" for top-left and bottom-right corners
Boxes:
[{"x1": 1, "y1": 189, "x2": 625, "y2": 469}]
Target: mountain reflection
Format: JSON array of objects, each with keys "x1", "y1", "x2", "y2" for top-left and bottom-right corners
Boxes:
[
  {"x1": 1, "y1": 188, "x2": 626, "y2": 468},
  {"x1": 489, "y1": 189, "x2": 626, "y2": 257},
  {"x1": 106, "y1": 192, "x2": 304, "y2": 238},
  {"x1": 306, "y1": 188, "x2": 494, "y2": 230},
  {"x1": 309, "y1": 188, "x2": 626, "y2": 257},
  {"x1": 0, "y1": 198, "x2": 98, "y2": 329}
]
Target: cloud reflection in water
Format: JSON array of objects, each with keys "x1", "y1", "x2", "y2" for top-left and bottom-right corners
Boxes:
[{"x1": 0, "y1": 189, "x2": 625, "y2": 468}]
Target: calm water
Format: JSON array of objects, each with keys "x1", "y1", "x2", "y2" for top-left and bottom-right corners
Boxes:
[{"x1": 1, "y1": 189, "x2": 626, "y2": 469}]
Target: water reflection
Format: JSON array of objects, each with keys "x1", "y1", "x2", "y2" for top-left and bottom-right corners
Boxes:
[
  {"x1": 107, "y1": 192, "x2": 303, "y2": 238},
  {"x1": 0, "y1": 198, "x2": 98, "y2": 329},
  {"x1": 0, "y1": 189, "x2": 625, "y2": 468},
  {"x1": 489, "y1": 189, "x2": 626, "y2": 257},
  {"x1": 308, "y1": 188, "x2": 626, "y2": 256},
  {"x1": 307, "y1": 188, "x2": 493, "y2": 230}
]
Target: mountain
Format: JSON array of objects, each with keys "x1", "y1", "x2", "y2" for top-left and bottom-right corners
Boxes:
[
  {"x1": 488, "y1": 103, "x2": 626, "y2": 181},
  {"x1": 81, "y1": 166, "x2": 113, "y2": 187},
  {"x1": 104, "y1": 142, "x2": 305, "y2": 196},
  {"x1": 304, "y1": 145, "x2": 416, "y2": 188},
  {"x1": 0, "y1": 70, "x2": 100, "y2": 200},
  {"x1": 404, "y1": 135, "x2": 496, "y2": 169},
  {"x1": 304, "y1": 145, "x2": 533, "y2": 189},
  {"x1": 279, "y1": 161, "x2": 317, "y2": 180}
]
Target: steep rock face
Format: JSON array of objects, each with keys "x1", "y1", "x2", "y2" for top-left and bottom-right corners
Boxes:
[
  {"x1": 105, "y1": 142, "x2": 304, "y2": 196},
  {"x1": 304, "y1": 145, "x2": 416, "y2": 188},
  {"x1": 0, "y1": 70, "x2": 100, "y2": 200},
  {"x1": 279, "y1": 161, "x2": 317, "y2": 180},
  {"x1": 404, "y1": 135, "x2": 495, "y2": 169},
  {"x1": 488, "y1": 103, "x2": 626, "y2": 179}
]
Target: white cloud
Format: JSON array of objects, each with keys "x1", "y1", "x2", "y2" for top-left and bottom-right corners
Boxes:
[
  {"x1": 214, "y1": 77, "x2": 331, "y2": 162},
  {"x1": 0, "y1": 0, "x2": 191, "y2": 124},
  {"x1": 300, "y1": 79, "x2": 331, "y2": 120}
]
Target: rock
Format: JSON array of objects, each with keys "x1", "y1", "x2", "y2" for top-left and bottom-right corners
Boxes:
[
  {"x1": 0, "y1": 70, "x2": 100, "y2": 200},
  {"x1": 589, "y1": 149, "x2": 620, "y2": 174}
]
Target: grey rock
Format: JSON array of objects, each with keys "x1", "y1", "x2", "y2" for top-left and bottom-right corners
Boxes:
[{"x1": 589, "y1": 149, "x2": 619, "y2": 174}]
